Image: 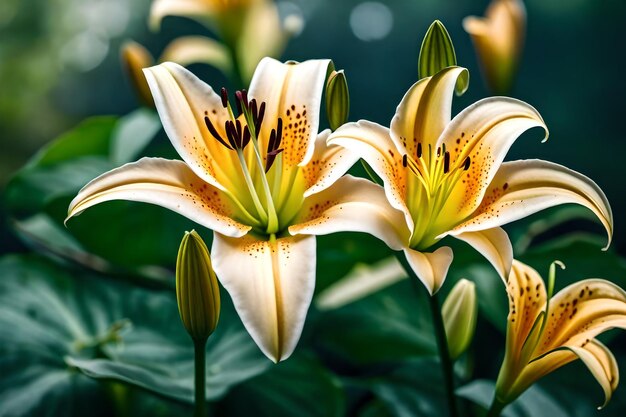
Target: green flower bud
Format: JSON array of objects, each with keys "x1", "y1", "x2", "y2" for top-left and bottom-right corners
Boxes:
[
  {"x1": 325, "y1": 69, "x2": 350, "y2": 131},
  {"x1": 176, "y1": 230, "x2": 220, "y2": 341},
  {"x1": 442, "y1": 278, "x2": 477, "y2": 359},
  {"x1": 418, "y1": 20, "x2": 468, "y2": 95},
  {"x1": 120, "y1": 41, "x2": 155, "y2": 108}
]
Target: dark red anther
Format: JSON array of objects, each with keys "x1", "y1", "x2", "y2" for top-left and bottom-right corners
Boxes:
[
  {"x1": 463, "y1": 156, "x2": 471, "y2": 170},
  {"x1": 275, "y1": 118, "x2": 283, "y2": 148},
  {"x1": 436, "y1": 146, "x2": 441, "y2": 157},
  {"x1": 220, "y1": 87, "x2": 228, "y2": 108},
  {"x1": 204, "y1": 116, "x2": 232, "y2": 150},
  {"x1": 417, "y1": 143, "x2": 422, "y2": 158},
  {"x1": 402, "y1": 154, "x2": 408, "y2": 168},
  {"x1": 242, "y1": 126, "x2": 251, "y2": 149},
  {"x1": 225, "y1": 121, "x2": 238, "y2": 149},
  {"x1": 241, "y1": 89, "x2": 248, "y2": 107},
  {"x1": 250, "y1": 99, "x2": 258, "y2": 120},
  {"x1": 235, "y1": 91, "x2": 244, "y2": 115},
  {"x1": 443, "y1": 151, "x2": 450, "y2": 173},
  {"x1": 255, "y1": 102, "x2": 266, "y2": 133},
  {"x1": 268, "y1": 129, "x2": 276, "y2": 153}
]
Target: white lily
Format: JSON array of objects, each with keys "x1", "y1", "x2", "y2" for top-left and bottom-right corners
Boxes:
[
  {"x1": 67, "y1": 58, "x2": 402, "y2": 362},
  {"x1": 328, "y1": 67, "x2": 613, "y2": 294}
]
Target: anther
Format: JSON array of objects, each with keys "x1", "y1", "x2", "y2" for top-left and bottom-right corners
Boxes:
[
  {"x1": 417, "y1": 143, "x2": 422, "y2": 158},
  {"x1": 255, "y1": 102, "x2": 266, "y2": 133},
  {"x1": 204, "y1": 116, "x2": 232, "y2": 150},
  {"x1": 463, "y1": 156, "x2": 471, "y2": 170},
  {"x1": 220, "y1": 87, "x2": 228, "y2": 108},
  {"x1": 443, "y1": 152, "x2": 450, "y2": 173},
  {"x1": 225, "y1": 121, "x2": 238, "y2": 149},
  {"x1": 402, "y1": 154, "x2": 408, "y2": 167},
  {"x1": 242, "y1": 126, "x2": 251, "y2": 149},
  {"x1": 436, "y1": 147, "x2": 441, "y2": 157},
  {"x1": 275, "y1": 118, "x2": 283, "y2": 148},
  {"x1": 235, "y1": 91, "x2": 244, "y2": 115}
]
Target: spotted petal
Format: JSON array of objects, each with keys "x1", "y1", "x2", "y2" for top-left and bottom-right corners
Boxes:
[
  {"x1": 289, "y1": 175, "x2": 409, "y2": 251},
  {"x1": 211, "y1": 233, "x2": 316, "y2": 362},
  {"x1": 328, "y1": 120, "x2": 413, "y2": 232},
  {"x1": 390, "y1": 66, "x2": 469, "y2": 157},
  {"x1": 66, "y1": 157, "x2": 251, "y2": 237},
  {"x1": 450, "y1": 160, "x2": 613, "y2": 249},
  {"x1": 248, "y1": 57, "x2": 331, "y2": 167},
  {"x1": 568, "y1": 340, "x2": 619, "y2": 408}
]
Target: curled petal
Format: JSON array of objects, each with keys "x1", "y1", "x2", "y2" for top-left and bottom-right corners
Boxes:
[
  {"x1": 436, "y1": 97, "x2": 548, "y2": 223},
  {"x1": 390, "y1": 66, "x2": 469, "y2": 156},
  {"x1": 143, "y1": 62, "x2": 241, "y2": 192},
  {"x1": 211, "y1": 233, "x2": 316, "y2": 362},
  {"x1": 248, "y1": 57, "x2": 330, "y2": 167},
  {"x1": 160, "y1": 36, "x2": 232, "y2": 74},
  {"x1": 289, "y1": 175, "x2": 409, "y2": 251},
  {"x1": 149, "y1": 0, "x2": 215, "y2": 31},
  {"x1": 302, "y1": 130, "x2": 360, "y2": 197},
  {"x1": 452, "y1": 159, "x2": 613, "y2": 249},
  {"x1": 403, "y1": 246, "x2": 453, "y2": 295},
  {"x1": 453, "y1": 227, "x2": 512, "y2": 282},
  {"x1": 328, "y1": 120, "x2": 413, "y2": 232},
  {"x1": 568, "y1": 340, "x2": 619, "y2": 409},
  {"x1": 66, "y1": 158, "x2": 250, "y2": 237}
]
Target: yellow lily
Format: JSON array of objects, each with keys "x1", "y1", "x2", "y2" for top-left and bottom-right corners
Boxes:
[
  {"x1": 150, "y1": 0, "x2": 289, "y2": 84},
  {"x1": 463, "y1": 0, "x2": 526, "y2": 94},
  {"x1": 494, "y1": 260, "x2": 626, "y2": 409},
  {"x1": 327, "y1": 67, "x2": 612, "y2": 294},
  {"x1": 66, "y1": 58, "x2": 402, "y2": 362}
]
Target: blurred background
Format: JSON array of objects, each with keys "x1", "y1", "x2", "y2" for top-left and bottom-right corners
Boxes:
[{"x1": 1, "y1": 0, "x2": 625, "y2": 253}]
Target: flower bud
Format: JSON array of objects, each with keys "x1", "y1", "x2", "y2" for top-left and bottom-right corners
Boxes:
[
  {"x1": 463, "y1": 0, "x2": 526, "y2": 94},
  {"x1": 418, "y1": 20, "x2": 468, "y2": 94},
  {"x1": 121, "y1": 41, "x2": 155, "y2": 108},
  {"x1": 325, "y1": 69, "x2": 350, "y2": 131},
  {"x1": 176, "y1": 230, "x2": 220, "y2": 341},
  {"x1": 442, "y1": 278, "x2": 477, "y2": 359}
]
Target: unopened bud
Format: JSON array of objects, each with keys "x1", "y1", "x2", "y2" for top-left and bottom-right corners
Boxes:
[
  {"x1": 325, "y1": 69, "x2": 350, "y2": 131},
  {"x1": 121, "y1": 41, "x2": 155, "y2": 108},
  {"x1": 176, "y1": 230, "x2": 220, "y2": 341},
  {"x1": 442, "y1": 278, "x2": 477, "y2": 359},
  {"x1": 418, "y1": 20, "x2": 468, "y2": 95}
]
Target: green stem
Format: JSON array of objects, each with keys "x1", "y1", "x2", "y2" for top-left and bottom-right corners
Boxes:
[
  {"x1": 194, "y1": 338, "x2": 207, "y2": 417},
  {"x1": 395, "y1": 252, "x2": 459, "y2": 417},
  {"x1": 486, "y1": 397, "x2": 506, "y2": 417}
]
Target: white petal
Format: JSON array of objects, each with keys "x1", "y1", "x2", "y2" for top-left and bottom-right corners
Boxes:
[
  {"x1": 451, "y1": 159, "x2": 613, "y2": 249},
  {"x1": 211, "y1": 233, "x2": 316, "y2": 362},
  {"x1": 149, "y1": 0, "x2": 214, "y2": 31},
  {"x1": 328, "y1": 120, "x2": 413, "y2": 232},
  {"x1": 403, "y1": 246, "x2": 453, "y2": 295},
  {"x1": 302, "y1": 130, "x2": 361, "y2": 197},
  {"x1": 248, "y1": 57, "x2": 331, "y2": 167},
  {"x1": 453, "y1": 227, "x2": 512, "y2": 281},
  {"x1": 567, "y1": 340, "x2": 619, "y2": 409},
  {"x1": 66, "y1": 158, "x2": 251, "y2": 237},
  {"x1": 160, "y1": 36, "x2": 232, "y2": 74},
  {"x1": 143, "y1": 62, "x2": 241, "y2": 192},
  {"x1": 390, "y1": 66, "x2": 469, "y2": 155},
  {"x1": 289, "y1": 175, "x2": 410, "y2": 251}
]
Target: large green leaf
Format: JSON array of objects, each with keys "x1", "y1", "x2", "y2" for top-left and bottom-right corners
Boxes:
[
  {"x1": 216, "y1": 355, "x2": 345, "y2": 417},
  {"x1": 0, "y1": 254, "x2": 269, "y2": 417}
]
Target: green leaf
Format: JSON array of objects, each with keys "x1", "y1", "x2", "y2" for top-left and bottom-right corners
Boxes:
[
  {"x1": 217, "y1": 355, "x2": 345, "y2": 417},
  {"x1": 0, "y1": 254, "x2": 270, "y2": 416},
  {"x1": 110, "y1": 108, "x2": 161, "y2": 165},
  {"x1": 418, "y1": 20, "x2": 468, "y2": 94}
]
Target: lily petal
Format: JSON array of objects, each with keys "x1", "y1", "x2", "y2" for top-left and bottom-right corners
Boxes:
[
  {"x1": 539, "y1": 279, "x2": 626, "y2": 353},
  {"x1": 302, "y1": 130, "x2": 361, "y2": 197},
  {"x1": 568, "y1": 340, "x2": 619, "y2": 408},
  {"x1": 66, "y1": 157, "x2": 250, "y2": 237},
  {"x1": 143, "y1": 62, "x2": 241, "y2": 192},
  {"x1": 435, "y1": 97, "x2": 547, "y2": 223},
  {"x1": 451, "y1": 160, "x2": 613, "y2": 249},
  {"x1": 149, "y1": 0, "x2": 214, "y2": 31},
  {"x1": 211, "y1": 233, "x2": 316, "y2": 362},
  {"x1": 160, "y1": 36, "x2": 232, "y2": 75},
  {"x1": 454, "y1": 227, "x2": 512, "y2": 281},
  {"x1": 328, "y1": 120, "x2": 413, "y2": 232},
  {"x1": 390, "y1": 66, "x2": 469, "y2": 156},
  {"x1": 289, "y1": 175, "x2": 409, "y2": 250},
  {"x1": 403, "y1": 246, "x2": 453, "y2": 295},
  {"x1": 248, "y1": 57, "x2": 330, "y2": 167}
]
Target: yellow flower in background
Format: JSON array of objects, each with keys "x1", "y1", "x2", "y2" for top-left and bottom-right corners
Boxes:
[
  {"x1": 463, "y1": 0, "x2": 526, "y2": 94},
  {"x1": 328, "y1": 67, "x2": 612, "y2": 294},
  {"x1": 150, "y1": 0, "x2": 294, "y2": 84},
  {"x1": 121, "y1": 41, "x2": 155, "y2": 108},
  {"x1": 495, "y1": 260, "x2": 626, "y2": 409},
  {"x1": 67, "y1": 58, "x2": 400, "y2": 362}
]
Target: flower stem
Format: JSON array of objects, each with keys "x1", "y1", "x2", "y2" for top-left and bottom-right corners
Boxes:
[
  {"x1": 486, "y1": 397, "x2": 506, "y2": 417},
  {"x1": 395, "y1": 252, "x2": 459, "y2": 417},
  {"x1": 194, "y1": 338, "x2": 207, "y2": 417}
]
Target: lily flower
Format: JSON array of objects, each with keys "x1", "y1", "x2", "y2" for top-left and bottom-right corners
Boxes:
[
  {"x1": 66, "y1": 58, "x2": 402, "y2": 362},
  {"x1": 463, "y1": 0, "x2": 526, "y2": 94},
  {"x1": 494, "y1": 260, "x2": 626, "y2": 409},
  {"x1": 328, "y1": 67, "x2": 612, "y2": 294}
]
